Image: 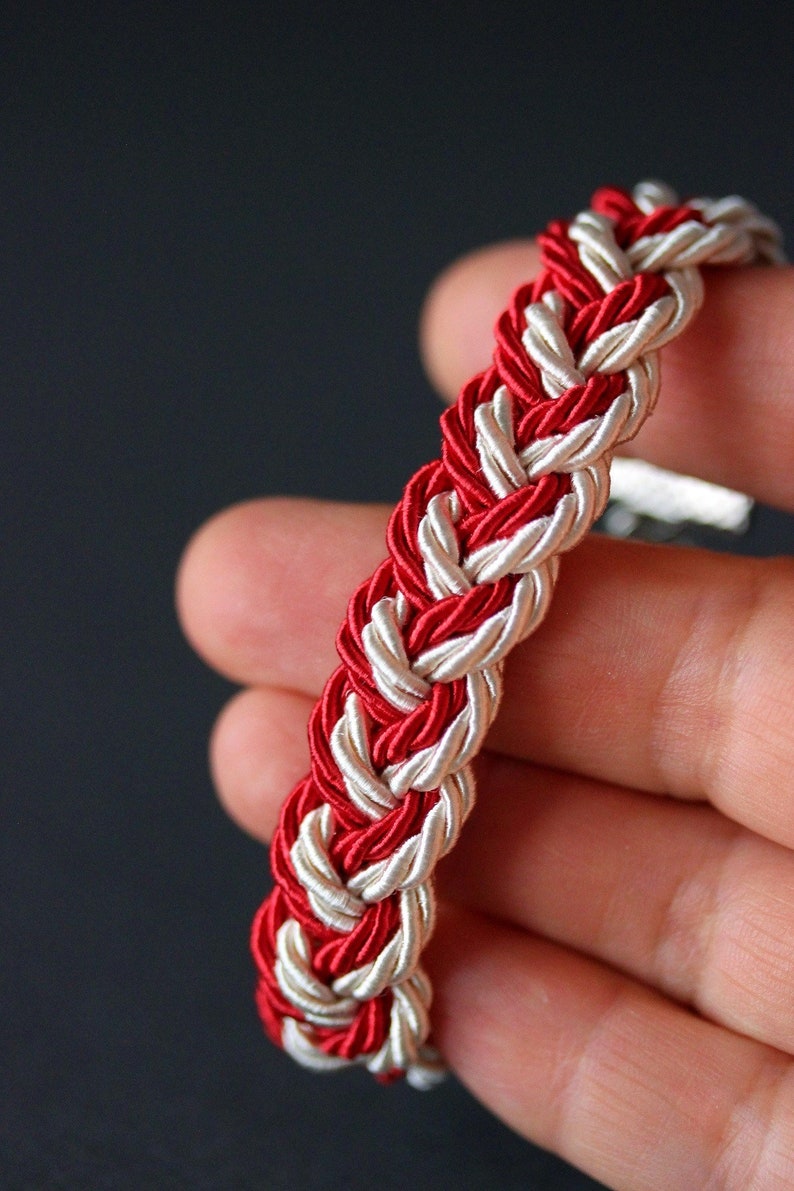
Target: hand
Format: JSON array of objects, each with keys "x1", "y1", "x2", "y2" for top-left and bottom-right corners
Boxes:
[{"x1": 176, "y1": 241, "x2": 794, "y2": 1190}]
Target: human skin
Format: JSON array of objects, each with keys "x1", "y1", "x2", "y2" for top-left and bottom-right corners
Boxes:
[{"x1": 176, "y1": 241, "x2": 794, "y2": 1190}]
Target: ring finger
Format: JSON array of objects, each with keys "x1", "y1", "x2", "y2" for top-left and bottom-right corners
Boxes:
[{"x1": 213, "y1": 682, "x2": 794, "y2": 1059}]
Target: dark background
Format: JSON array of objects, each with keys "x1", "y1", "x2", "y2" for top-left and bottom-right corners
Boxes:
[{"x1": 1, "y1": 4, "x2": 792, "y2": 1188}]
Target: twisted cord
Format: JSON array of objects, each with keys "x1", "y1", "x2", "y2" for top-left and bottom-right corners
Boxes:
[{"x1": 251, "y1": 181, "x2": 783, "y2": 1088}]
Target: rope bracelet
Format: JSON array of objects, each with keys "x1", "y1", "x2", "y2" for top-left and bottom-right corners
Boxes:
[{"x1": 250, "y1": 181, "x2": 785, "y2": 1088}]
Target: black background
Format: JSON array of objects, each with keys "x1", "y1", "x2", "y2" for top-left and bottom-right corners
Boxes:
[{"x1": 2, "y1": 4, "x2": 792, "y2": 1188}]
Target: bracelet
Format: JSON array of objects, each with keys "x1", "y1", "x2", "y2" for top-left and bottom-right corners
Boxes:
[{"x1": 250, "y1": 181, "x2": 784, "y2": 1088}]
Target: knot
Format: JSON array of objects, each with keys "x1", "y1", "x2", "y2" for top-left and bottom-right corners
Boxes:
[{"x1": 252, "y1": 180, "x2": 784, "y2": 1084}]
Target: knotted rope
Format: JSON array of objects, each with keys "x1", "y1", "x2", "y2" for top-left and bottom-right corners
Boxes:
[{"x1": 251, "y1": 181, "x2": 783, "y2": 1087}]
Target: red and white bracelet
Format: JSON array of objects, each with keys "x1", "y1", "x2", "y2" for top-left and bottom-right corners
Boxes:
[{"x1": 250, "y1": 181, "x2": 784, "y2": 1088}]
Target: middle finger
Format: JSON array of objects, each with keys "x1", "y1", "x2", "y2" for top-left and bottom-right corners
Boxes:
[{"x1": 180, "y1": 498, "x2": 794, "y2": 845}]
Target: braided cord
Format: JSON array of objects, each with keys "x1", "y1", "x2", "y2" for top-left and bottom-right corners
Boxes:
[{"x1": 251, "y1": 181, "x2": 783, "y2": 1088}]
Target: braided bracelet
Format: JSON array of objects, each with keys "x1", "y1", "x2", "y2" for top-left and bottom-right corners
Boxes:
[{"x1": 250, "y1": 181, "x2": 784, "y2": 1088}]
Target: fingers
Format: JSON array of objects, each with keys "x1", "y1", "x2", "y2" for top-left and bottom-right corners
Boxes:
[
  {"x1": 438, "y1": 755, "x2": 794, "y2": 1057},
  {"x1": 421, "y1": 244, "x2": 794, "y2": 511},
  {"x1": 175, "y1": 497, "x2": 389, "y2": 689},
  {"x1": 212, "y1": 680, "x2": 794, "y2": 1059},
  {"x1": 494, "y1": 539, "x2": 794, "y2": 847},
  {"x1": 419, "y1": 239, "x2": 542, "y2": 400},
  {"x1": 426, "y1": 904, "x2": 794, "y2": 1191},
  {"x1": 209, "y1": 685, "x2": 310, "y2": 839},
  {"x1": 178, "y1": 499, "x2": 794, "y2": 848}
]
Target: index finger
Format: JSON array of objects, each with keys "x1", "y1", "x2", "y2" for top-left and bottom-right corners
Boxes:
[{"x1": 421, "y1": 244, "x2": 794, "y2": 512}]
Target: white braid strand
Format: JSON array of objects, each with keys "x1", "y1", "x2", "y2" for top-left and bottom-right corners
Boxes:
[{"x1": 268, "y1": 182, "x2": 783, "y2": 1085}]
